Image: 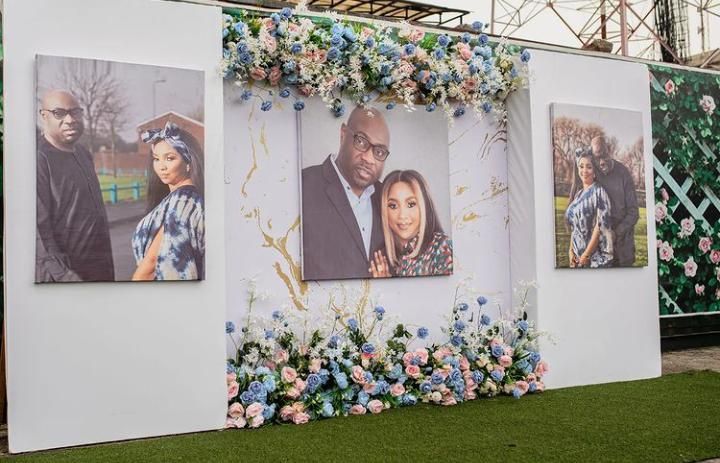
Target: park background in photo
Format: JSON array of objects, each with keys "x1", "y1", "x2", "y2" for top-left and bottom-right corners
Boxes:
[
  {"x1": 550, "y1": 103, "x2": 648, "y2": 268},
  {"x1": 36, "y1": 55, "x2": 204, "y2": 281},
  {"x1": 298, "y1": 97, "x2": 452, "y2": 280}
]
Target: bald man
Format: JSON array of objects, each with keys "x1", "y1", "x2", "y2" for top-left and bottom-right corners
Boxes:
[
  {"x1": 301, "y1": 106, "x2": 390, "y2": 280},
  {"x1": 36, "y1": 89, "x2": 114, "y2": 282}
]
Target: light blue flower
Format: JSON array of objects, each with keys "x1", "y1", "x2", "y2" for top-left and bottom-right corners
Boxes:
[
  {"x1": 380, "y1": 76, "x2": 394, "y2": 87},
  {"x1": 404, "y1": 43, "x2": 416, "y2": 55},
  {"x1": 262, "y1": 376, "x2": 276, "y2": 393},
  {"x1": 441, "y1": 73, "x2": 452, "y2": 83},
  {"x1": 374, "y1": 306, "x2": 385, "y2": 320},
  {"x1": 276, "y1": 23, "x2": 287, "y2": 38},
  {"x1": 233, "y1": 21, "x2": 246, "y2": 35},
  {"x1": 433, "y1": 48, "x2": 445, "y2": 60},
  {"x1": 473, "y1": 46, "x2": 483, "y2": 56},
  {"x1": 517, "y1": 320, "x2": 529, "y2": 332},
  {"x1": 453, "y1": 106, "x2": 466, "y2": 118},
  {"x1": 286, "y1": 73, "x2": 298, "y2": 84},
  {"x1": 347, "y1": 318, "x2": 358, "y2": 331},
  {"x1": 388, "y1": 364, "x2": 403, "y2": 379},
  {"x1": 417, "y1": 327, "x2": 429, "y2": 339},
  {"x1": 240, "y1": 390, "x2": 255, "y2": 405},
  {"x1": 306, "y1": 373, "x2": 321, "y2": 393},
  {"x1": 365, "y1": 37, "x2": 375, "y2": 48},
  {"x1": 480, "y1": 82, "x2": 490, "y2": 94},
  {"x1": 483, "y1": 61, "x2": 493, "y2": 73},
  {"x1": 364, "y1": 371, "x2": 373, "y2": 383},
  {"x1": 293, "y1": 100, "x2": 305, "y2": 111},
  {"x1": 342, "y1": 358, "x2": 354, "y2": 368},
  {"x1": 249, "y1": 381, "x2": 265, "y2": 396},
  {"x1": 270, "y1": 13, "x2": 281, "y2": 24},
  {"x1": 280, "y1": 7, "x2": 293, "y2": 18},
  {"x1": 378, "y1": 43, "x2": 394, "y2": 56},
  {"x1": 225, "y1": 321, "x2": 236, "y2": 334},
  {"x1": 461, "y1": 32, "x2": 471, "y2": 43},
  {"x1": 330, "y1": 34, "x2": 345, "y2": 49},
  {"x1": 262, "y1": 403, "x2": 276, "y2": 420},
  {"x1": 331, "y1": 23, "x2": 344, "y2": 35},
  {"x1": 479, "y1": 34, "x2": 489, "y2": 45},
  {"x1": 327, "y1": 335, "x2": 340, "y2": 348},
  {"x1": 238, "y1": 51, "x2": 253, "y2": 65},
  {"x1": 282, "y1": 60, "x2": 296, "y2": 73},
  {"x1": 431, "y1": 372, "x2": 444, "y2": 385},
  {"x1": 490, "y1": 369, "x2": 504, "y2": 382},
  {"x1": 334, "y1": 372, "x2": 349, "y2": 389},
  {"x1": 529, "y1": 382, "x2": 537, "y2": 392},
  {"x1": 328, "y1": 361, "x2": 340, "y2": 374},
  {"x1": 255, "y1": 366, "x2": 271, "y2": 376},
  {"x1": 456, "y1": 303, "x2": 469, "y2": 312},
  {"x1": 318, "y1": 369, "x2": 330, "y2": 384},
  {"x1": 222, "y1": 28, "x2": 230, "y2": 39},
  {"x1": 402, "y1": 394, "x2": 418, "y2": 406},
  {"x1": 358, "y1": 390, "x2": 370, "y2": 406},
  {"x1": 425, "y1": 102, "x2": 437, "y2": 112},
  {"x1": 279, "y1": 88, "x2": 291, "y2": 98},
  {"x1": 481, "y1": 314, "x2": 491, "y2": 325},
  {"x1": 327, "y1": 47, "x2": 341, "y2": 61},
  {"x1": 374, "y1": 380, "x2": 390, "y2": 395},
  {"x1": 472, "y1": 370, "x2": 485, "y2": 383},
  {"x1": 333, "y1": 103, "x2": 346, "y2": 117},
  {"x1": 437, "y1": 34, "x2": 450, "y2": 47},
  {"x1": 450, "y1": 335, "x2": 463, "y2": 347},
  {"x1": 491, "y1": 344, "x2": 504, "y2": 358},
  {"x1": 472, "y1": 21, "x2": 484, "y2": 31},
  {"x1": 530, "y1": 352, "x2": 542, "y2": 364},
  {"x1": 226, "y1": 363, "x2": 236, "y2": 374},
  {"x1": 420, "y1": 381, "x2": 432, "y2": 393},
  {"x1": 520, "y1": 49, "x2": 531, "y2": 63},
  {"x1": 513, "y1": 388, "x2": 522, "y2": 399},
  {"x1": 264, "y1": 329, "x2": 275, "y2": 340},
  {"x1": 386, "y1": 102, "x2": 396, "y2": 110},
  {"x1": 454, "y1": 320, "x2": 466, "y2": 332},
  {"x1": 482, "y1": 102, "x2": 493, "y2": 113},
  {"x1": 344, "y1": 27, "x2": 357, "y2": 42},
  {"x1": 517, "y1": 359, "x2": 532, "y2": 375},
  {"x1": 450, "y1": 369, "x2": 463, "y2": 383},
  {"x1": 290, "y1": 42, "x2": 303, "y2": 54},
  {"x1": 260, "y1": 100, "x2": 272, "y2": 112},
  {"x1": 361, "y1": 343, "x2": 376, "y2": 355},
  {"x1": 272, "y1": 310, "x2": 283, "y2": 320},
  {"x1": 321, "y1": 402, "x2": 334, "y2": 417}
]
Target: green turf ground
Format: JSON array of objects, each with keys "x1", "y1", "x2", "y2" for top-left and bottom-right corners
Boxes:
[
  {"x1": 554, "y1": 196, "x2": 648, "y2": 268},
  {"x1": 97, "y1": 175, "x2": 147, "y2": 203},
  {"x1": 7, "y1": 371, "x2": 719, "y2": 463}
]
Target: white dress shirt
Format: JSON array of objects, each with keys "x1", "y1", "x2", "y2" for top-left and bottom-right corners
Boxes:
[{"x1": 330, "y1": 154, "x2": 375, "y2": 259}]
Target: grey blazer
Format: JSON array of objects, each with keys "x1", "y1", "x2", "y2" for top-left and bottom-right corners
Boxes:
[{"x1": 301, "y1": 155, "x2": 384, "y2": 280}]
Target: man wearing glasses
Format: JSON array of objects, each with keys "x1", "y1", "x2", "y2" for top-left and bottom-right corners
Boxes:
[
  {"x1": 36, "y1": 89, "x2": 114, "y2": 282},
  {"x1": 301, "y1": 106, "x2": 390, "y2": 280}
]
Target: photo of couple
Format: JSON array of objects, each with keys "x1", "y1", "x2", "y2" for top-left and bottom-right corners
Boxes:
[
  {"x1": 299, "y1": 102, "x2": 453, "y2": 281},
  {"x1": 35, "y1": 55, "x2": 205, "y2": 283},
  {"x1": 551, "y1": 103, "x2": 648, "y2": 269}
]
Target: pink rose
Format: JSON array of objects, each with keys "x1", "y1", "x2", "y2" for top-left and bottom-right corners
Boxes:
[
  {"x1": 504, "y1": 346, "x2": 514, "y2": 357},
  {"x1": 664, "y1": 79, "x2": 676, "y2": 95},
  {"x1": 535, "y1": 381, "x2": 545, "y2": 392},
  {"x1": 695, "y1": 284, "x2": 705, "y2": 295},
  {"x1": 288, "y1": 23, "x2": 300, "y2": 35},
  {"x1": 464, "y1": 377, "x2": 478, "y2": 392},
  {"x1": 292, "y1": 412, "x2": 310, "y2": 425},
  {"x1": 268, "y1": 66, "x2": 282, "y2": 86},
  {"x1": 655, "y1": 203, "x2": 667, "y2": 222},
  {"x1": 390, "y1": 383, "x2": 406, "y2": 397},
  {"x1": 402, "y1": 352, "x2": 415, "y2": 367},
  {"x1": 279, "y1": 405, "x2": 295, "y2": 422},
  {"x1": 350, "y1": 404, "x2": 367, "y2": 415},
  {"x1": 415, "y1": 47, "x2": 428, "y2": 60},
  {"x1": 459, "y1": 356, "x2": 470, "y2": 371},
  {"x1": 442, "y1": 396, "x2": 457, "y2": 406},
  {"x1": 515, "y1": 380, "x2": 530, "y2": 394},
  {"x1": 679, "y1": 217, "x2": 696, "y2": 237},
  {"x1": 658, "y1": 241, "x2": 674, "y2": 262},
  {"x1": 710, "y1": 250, "x2": 720, "y2": 264},
  {"x1": 396, "y1": 60, "x2": 414, "y2": 77},
  {"x1": 535, "y1": 361, "x2": 548, "y2": 377},
  {"x1": 291, "y1": 402, "x2": 306, "y2": 413},
  {"x1": 405, "y1": 365, "x2": 421, "y2": 378},
  {"x1": 264, "y1": 360, "x2": 276, "y2": 371},
  {"x1": 359, "y1": 27, "x2": 375, "y2": 40},
  {"x1": 249, "y1": 415, "x2": 265, "y2": 428},
  {"x1": 526, "y1": 373, "x2": 537, "y2": 382},
  {"x1": 226, "y1": 416, "x2": 246, "y2": 428},
  {"x1": 415, "y1": 348, "x2": 429, "y2": 365},
  {"x1": 699, "y1": 237, "x2": 713, "y2": 254},
  {"x1": 227, "y1": 381, "x2": 240, "y2": 400},
  {"x1": 456, "y1": 43, "x2": 473, "y2": 60},
  {"x1": 700, "y1": 95, "x2": 716, "y2": 115},
  {"x1": 226, "y1": 373, "x2": 237, "y2": 384},
  {"x1": 363, "y1": 383, "x2": 376, "y2": 394},
  {"x1": 261, "y1": 33, "x2": 277, "y2": 53},
  {"x1": 432, "y1": 347, "x2": 453, "y2": 363},
  {"x1": 286, "y1": 387, "x2": 301, "y2": 399},
  {"x1": 228, "y1": 402, "x2": 244, "y2": 419},
  {"x1": 660, "y1": 188, "x2": 669, "y2": 202},
  {"x1": 294, "y1": 378, "x2": 306, "y2": 393},
  {"x1": 409, "y1": 28, "x2": 425, "y2": 43},
  {"x1": 281, "y1": 366, "x2": 298, "y2": 383},
  {"x1": 309, "y1": 358, "x2": 322, "y2": 373},
  {"x1": 351, "y1": 365, "x2": 366, "y2": 384},
  {"x1": 245, "y1": 402, "x2": 264, "y2": 418},
  {"x1": 684, "y1": 257, "x2": 698, "y2": 277},
  {"x1": 275, "y1": 349, "x2": 289, "y2": 364},
  {"x1": 499, "y1": 355, "x2": 513, "y2": 368},
  {"x1": 250, "y1": 67, "x2": 267, "y2": 82},
  {"x1": 464, "y1": 390, "x2": 477, "y2": 400},
  {"x1": 261, "y1": 17, "x2": 276, "y2": 32},
  {"x1": 367, "y1": 399, "x2": 384, "y2": 414}
]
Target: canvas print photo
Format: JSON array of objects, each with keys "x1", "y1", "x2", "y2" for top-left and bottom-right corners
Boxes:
[
  {"x1": 299, "y1": 99, "x2": 452, "y2": 281},
  {"x1": 35, "y1": 55, "x2": 205, "y2": 282},
  {"x1": 551, "y1": 103, "x2": 648, "y2": 269}
]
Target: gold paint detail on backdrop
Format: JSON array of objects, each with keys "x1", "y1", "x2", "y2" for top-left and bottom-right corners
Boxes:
[
  {"x1": 254, "y1": 208, "x2": 308, "y2": 310},
  {"x1": 452, "y1": 177, "x2": 507, "y2": 230},
  {"x1": 462, "y1": 212, "x2": 480, "y2": 223},
  {"x1": 455, "y1": 186, "x2": 469, "y2": 196},
  {"x1": 241, "y1": 128, "x2": 259, "y2": 198},
  {"x1": 478, "y1": 128, "x2": 508, "y2": 160}
]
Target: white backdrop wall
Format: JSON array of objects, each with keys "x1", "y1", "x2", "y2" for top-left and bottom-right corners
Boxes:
[
  {"x1": 224, "y1": 85, "x2": 513, "y2": 350},
  {"x1": 3, "y1": 0, "x2": 226, "y2": 452},
  {"x1": 507, "y1": 49, "x2": 661, "y2": 388}
]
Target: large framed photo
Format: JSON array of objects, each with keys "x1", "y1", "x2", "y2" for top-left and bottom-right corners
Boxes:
[
  {"x1": 299, "y1": 98, "x2": 453, "y2": 281},
  {"x1": 35, "y1": 55, "x2": 205, "y2": 282},
  {"x1": 551, "y1": 103, "x2": 648, "y2": 269}
]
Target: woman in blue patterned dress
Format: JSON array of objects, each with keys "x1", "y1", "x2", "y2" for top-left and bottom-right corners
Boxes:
[
  {"x1": 369, "y1": 170, "x2": 452, "y2": 278},
  {"x1": 131, "y1": 122, "x2": 205, "y2": 280},
  {"x1": 565, "y1": 151, "x2": 613, "y2": 268}
]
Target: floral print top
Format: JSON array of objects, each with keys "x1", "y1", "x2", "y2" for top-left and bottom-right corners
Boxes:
[
  {"x1": 132, "y1": 185, "x2": 205, "y2": 280},
  {"x1": 565, "y1": 183, "x2": 614, "y2": 268},
  {"x1": 394, "y1": 232, "x2": 453, "y2": 277}
]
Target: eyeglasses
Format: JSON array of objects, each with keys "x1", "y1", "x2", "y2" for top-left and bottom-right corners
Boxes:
[
  {"x1": 350, "y1": 130, "x2": 390, "y2": 161},
  {"x1": 40, "y1": 107, "x2": 84, "y2": 120}
]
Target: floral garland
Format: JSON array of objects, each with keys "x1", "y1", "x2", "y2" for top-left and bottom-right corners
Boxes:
[
  {"x1": 650, "y1": 65, "x2": 720, "y2": 314},
  {"x1": 224, "y1": 283, "x2": 548, "y2": 428},
  {"x1": 220, "y1": 6, "x2": 530, "y2": 121}
]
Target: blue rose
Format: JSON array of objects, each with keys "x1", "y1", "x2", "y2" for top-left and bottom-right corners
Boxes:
[
  {"x1": 238, "y1": 51, "x2": 253, "y2": 65},
  {"x1": 290, "y1": 42, "x2": 303, "y2": 54},
  {"x1": 262, "y1": 376, "x2": 276, "y2": 393},
  {"x1": 450, "y1": 335, "x2": 463, "y2": 347},
  {"x1": 513, "y1": 388, "x2": 522, "y2": 399},
  {"x1": 365, "y1": 37, "x2": 375, "y2": 48},
  {"x1": 530, "y1": 352, "x2": 542, "y2": 364},
  {"x1": 334, "y1": 372, "x2": 349, "y2": 389},
  {"x1": 233, "y1": 21, "x2": 246, "y2": 35},
  {"x1": 491, "y1": 344, "x2": 504, "y2": 358},
  {"x1": 279, "y1": 88, "x2": 291, "y2": 98},
  {"x1": 437, "y1": 34, "x2": 450, "y2": 47},
  {"x1": 330, "y1": 34, "x2": 345, "y2": 49},
  {"x1": 282, "y1": 60, "x2": 296, "y2": 73},
  {"x1": 453, "y1": 106, "x2": 466, "y2": 118},
  {"x1": 386, "y1": 102, "x2": 396, "y2": 110},
  {"x1": 490, "y1": 369, "x2": 504, "y2": 382},
  {"x1": 255, "y1": 366, "x2": 271, "y2": 376},
  {"x1": 306, "y1": 373, "x2": 321, "y2": 393},
  {"x1": 270, "y1": 13, "x2": 281, "y2": 24},
  {"x1": 361, "y1": 343, "x2": 376, "y2": 356},
  {"x1": 331, "y1": 23, "x2": 344, "y2": 35},
  {"x1": 375, "y1": 380, "x2": 390, "y2": 395},
  {"x1": 328, "y1": 361, "x2": 340, "y2": 374},
  {"x1": 479, "y1": 34, "x2": 489, "y2": 45},
  {"x1": 344, "y1": 27, "x2": 357, "y2": 42},
  {"x1": 481, "y1": 314, "x2": 491, "y2": 325},
  {"x1": 454, "y1": 320, "x2": 466, "y2": 332},
  {"x1": 293, "y1": 100, "x2": 305, "y2": 111},
  {"x1": 431, "y1": 372, "x2": 444, "y2": 385},
  {"x1": 387, "y1": 364, "x2": 402, "y2": 379},
  {"x1": 520, "y1": 49, "x2": 531, "y2": 63},
  {"x1": 404, "y1": 43, "x2": 416, "y2": 56},
  {"x1": 402, "y1": 394, "x2": 418, "y2": 406},
  {"x1": 321, "y1": 402, "x2": 334, "y2": 417},
  {"x1": 420, "y1": 381, "x2": 432, "y2": 393},
  {"x1": 226, "y1": 363, "x2": 236, "y2": 374},
  {"x1": 318, "y1": 368, "x2": 330, "y2": 384},
  {"x1": 262, "y1": 403, "x2": 276, "y2": 420},
  {"x1": 517, "y1": 320, "x2": 529, "y2": 332},
  {"x1": 260, "y1": 100, "x2": 272, "y2": 112},
  {"x1": 461, "y1": 32, "x2": 471, "y2": 43},
  {"x1": 433, "y1": 48, "x2": 445, "y2": 60},
  {"x1": 347, "y1": 318, "x2": 358, "y2": 331},
  {"x1": 280, "y1": 7, "x2": 293, "y2": 18},
  {"x1": 327, "y1": 47, "x2": 341, "y2": 61},
  {"x1": 529, "y1": 382, "x2": 537, "y2": 392},
  {"x1": 472, "y1": 370, "x2": 485, "y2": 383},
  {"x1": 417, "y1": 327, "x2": 429, "y2": 339},
  {"x1": 225, "y1": 321, "x2": 236, "y2": 334},
  {"x1": 482, "y1": 102, "x2": 493, "y2": 113},
  {"x1": 358, "y1": 390, "x2": 370, "y2": 406},
  {"x1": 249, "y1": 381, "x2": 265, "y2": 396},
  {"x1": 450, "y1": 368, "x2": 463, "y2": 383},
  {"x1": 240, "y1": 390, "x2": 255, "y2": 405},
  {"x1": 473, "y1": 46, "x2": 483, "y2": 56},
  {"x1": 425, "y1": 102, "x2": 437, "y2": 112},
  {"x1": 483, "y1": 61, "x2": 493, "y2": 73},
  {"x1": 472, "y1": 21, "x2": 483, "y2": 31}
]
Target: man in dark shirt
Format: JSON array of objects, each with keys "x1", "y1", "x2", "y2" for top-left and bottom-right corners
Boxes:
[
  {"x1": 592, "y1": 136, "x2": 640, "y2": 267},
  {"x1": 36, "y1": 89, "x2": 115, "y2": 282}
]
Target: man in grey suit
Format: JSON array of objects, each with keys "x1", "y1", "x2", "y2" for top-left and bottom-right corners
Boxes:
[
  {"x1": 301, "y1": 106, "x2": 390, "y2": 280},
  {"x1": 592, "y1": 136, "x2": 640, "y2": 267}
]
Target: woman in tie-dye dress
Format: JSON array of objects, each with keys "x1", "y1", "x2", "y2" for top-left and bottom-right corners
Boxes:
[
  {"x1": 565, "y1": 151, "x2": 614, "y2": 268},
  {"x1": 131, "y1": 122, "x2": 205, "y2": 280}
]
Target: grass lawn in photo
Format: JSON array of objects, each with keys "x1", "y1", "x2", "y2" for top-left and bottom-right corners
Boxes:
[{"x1": 554, "y1": 196, "x2": 648, "y2": 268}]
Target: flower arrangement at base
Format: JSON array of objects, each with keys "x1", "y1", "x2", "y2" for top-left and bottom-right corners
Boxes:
[
  {"x1": 220, "y1": 6, "x2": 530, "y2": 121},
  {"x1": 224, "y1": 282, "x2": 548, "y2": 429}
]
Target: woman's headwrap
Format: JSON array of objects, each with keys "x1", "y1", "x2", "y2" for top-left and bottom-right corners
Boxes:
[
  {"x1": 141, "y1": 121, "x2": 191, "y2": 164},
  {"x1": 574, "y1": 146, "x2": 593, "y2": 166}
]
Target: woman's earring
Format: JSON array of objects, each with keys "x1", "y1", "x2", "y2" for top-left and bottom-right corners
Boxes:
[{"x1": 186, "y1": 164, "x2": 191, "y2": 173}]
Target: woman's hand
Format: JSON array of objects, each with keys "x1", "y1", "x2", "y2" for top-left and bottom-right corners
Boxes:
[
  {"x1": 578, "y1": 254, "x2": 590, "y2": 267},
  {"x1": 569, "y1": 247, "x2": 577, "y2": 268},
  {"x1": 369, "y1": 250, "x2": 391, "y2": 278}
]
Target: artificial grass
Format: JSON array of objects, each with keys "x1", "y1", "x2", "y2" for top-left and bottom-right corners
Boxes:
[{"x1": 7, "y1": 371, "x2": 720, "y2": 463}]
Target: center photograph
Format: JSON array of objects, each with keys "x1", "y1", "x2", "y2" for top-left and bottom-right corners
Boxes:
[{"x1": 298, "y1": 98, "x2": 452, "y2": 281}]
